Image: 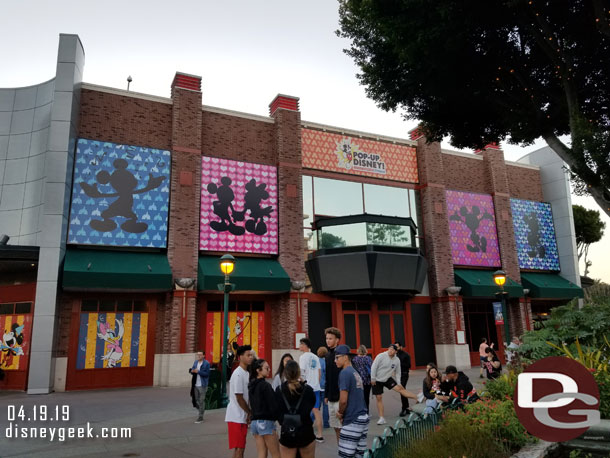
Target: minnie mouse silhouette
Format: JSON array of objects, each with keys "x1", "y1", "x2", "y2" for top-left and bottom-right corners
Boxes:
[
  {"x1": 80, "y1": 158, "x2": 166, "y2": 233},
  {"x1": 449, "y1": 205, "x2": 494, "y2": 252},
  {"x1": 234, "y1": 179, "x2": 273, "y2": 235},
  {"x1": 207, "y1": 177, "x2": 245, "y2": 236}
]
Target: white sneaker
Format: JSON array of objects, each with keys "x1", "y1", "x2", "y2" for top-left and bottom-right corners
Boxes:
[{"x1": 377, "y1": 417, "x2": 386, "y2": 425}]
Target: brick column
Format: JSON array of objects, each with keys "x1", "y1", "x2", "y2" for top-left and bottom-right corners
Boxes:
[
  {"x1": 269, "y1": 94, "x2": 304, "y2": 352},
  {"x1": 478, "y1": 143, "x2": 525, "y2": 342},
  {"x1": 411, "y1": 127, "x2": 469, "y2": 369},
  {"x1": 166, "y1": 72, "x2": 203, "y2": 354}
]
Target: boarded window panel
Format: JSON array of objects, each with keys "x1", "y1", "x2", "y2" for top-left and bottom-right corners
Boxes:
[
  {"x1": 308, "y1": 302, "x2": 332, "y2": 352},
  {"x1": 117, "y1": 300, "x2": 132, "y2": 312},
  {"x1": 14, "y1": 302, "x2": 32, "y2": 314},
  {"x1": 393, "y1": 314, "x2": 406, "y2": 348},
  {"x1": 379, "y1": 314, "x2": 392, "y2": 348},
  {"x1": 0, "y1": 303, "x2": 15, "y2": 314},
  {"x1": 99, "y1": 300, "x2": 115, "y2": 312},
  {"x1": 358, "y1": 314, "x2": 371, "y2": 348},
  {"x1": 81, "y1": 300, "x2": 97, "y2": 312},
  {"x1": 344, "y1": 314, "x2": 357, "y2": 349}
]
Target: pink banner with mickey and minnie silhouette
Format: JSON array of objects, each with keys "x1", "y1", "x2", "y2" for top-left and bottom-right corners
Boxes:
[{"x1": 200, "y1": 156, "x2": 278, "y2": 254}]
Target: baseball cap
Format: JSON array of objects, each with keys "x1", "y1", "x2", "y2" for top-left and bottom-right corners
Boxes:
[
  {"x1": 445, "y1": 365, "x2": 458, "y2": 374},
  {"x1": 335, "y1": 344, "x2": 351, "y2": 355},
  {"x1": 389, "y1": 344, "x2": 398, "y2": 351}
]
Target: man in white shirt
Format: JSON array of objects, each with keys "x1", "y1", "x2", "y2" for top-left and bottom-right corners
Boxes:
[
  {"x1": 225, "y1": 344, "x2": 254, "y2": 458},
  {"x1": 370, "y1": 344, "x2": 417, "y2": 425},
  {"x1": 299, "y1": 337, "x2": 324, "y2": 442}
]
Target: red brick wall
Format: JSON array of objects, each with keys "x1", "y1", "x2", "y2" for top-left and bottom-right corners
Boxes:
[
  {"x1": 442, "y1": 154, "x2": 491, "y2": 193},
  {"x1": 201, "y1": 111, "x2": 275, "y2": 165},
  {"x1": 54, "y1": 294, "x2": 73, "y2": 357},
  {"x1": 79, "y1": 90, "x2": 172, "y2": 150},
  {"x1": 507, "y1": 165, "x2": 544, "y2": 201}
]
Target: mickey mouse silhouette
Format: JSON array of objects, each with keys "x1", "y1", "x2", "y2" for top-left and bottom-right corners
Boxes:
[
  {"x1": 80, "y1": 158, "x2": 166, "y2": 233},
  {"x1": 234, "y1": 179, "x2": 273, "y2": 235},
  {"x1": 449, "y1": 205, "x2": 494, "y2": 252},
  {"x1": 523, "y1": 212, "x2": 546, "y2": 258},
  {"x1": 207, "y1": 177, "x2": 245, "y2": 236}
]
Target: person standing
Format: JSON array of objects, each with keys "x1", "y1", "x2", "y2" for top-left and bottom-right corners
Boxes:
[
  {"x1": 484, "y1": 347, "x2": 502, "y2": 380},
  {"x1": 478, "y1": 338, "x2": 494, "y2": 378},
  {"x1": 324, "y1": 327, "x2": 343, "y2": 442},
  {"x1": 275, "y1": 360, "x2": 317, "y2": 458},
  {"x1": 298, "y1": 337, "x2": 324, "y2": 443},
  {"x1": 351, "y1": 345, "x2": 372, "y2": 414},
  {"x1": 370, "y1": 344, "x2": 417, "y2": 425},
  {"x1": 225, "y1": 345, "x2": 254, "y2": 458},
  {"x1": 506, "y1": 336, "x2": 521, "y2": 365},
  {"x1": 248, "y1": 358, "x2": 281, "y2": 458},
  {"x1": 394, "y1": 341, "x2": 411, "y2": 417},
  {"x1": 334, "y1": 345, "x2": 369, "y2": 458},
  {"x1": 189, "y1": 350, "x2": 210, "y2": 423},
  {"x1": 317, "y1": 346, "x2": 330, "y2": 428},
  {"x1": 272, "y1": 353, "x2": 294, "y2": 390}
]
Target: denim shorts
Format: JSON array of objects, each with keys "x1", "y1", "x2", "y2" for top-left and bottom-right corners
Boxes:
[{"x1": 250, "y1": 419, "x2": 276, "y2": 436}]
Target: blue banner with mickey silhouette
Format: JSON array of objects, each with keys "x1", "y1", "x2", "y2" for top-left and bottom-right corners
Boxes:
[
  {"x1": 68, "y1": 139, "x2": 171, "y2": 248},
  {"x1": 510, "y1": 198, "x2": 560, "y2": 271}
]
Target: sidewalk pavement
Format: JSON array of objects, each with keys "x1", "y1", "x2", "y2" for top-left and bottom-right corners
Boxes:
[{"x1": 0, "y1": 366, "x2": 486, "y2": 457}]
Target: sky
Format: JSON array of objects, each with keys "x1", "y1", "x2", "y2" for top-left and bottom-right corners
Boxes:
[{"x1": 2, "y1": 0, "x2": 608, "y2": 281}]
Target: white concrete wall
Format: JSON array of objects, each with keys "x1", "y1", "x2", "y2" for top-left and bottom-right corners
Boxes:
[
  {"x1": 52, "y1": 356, "x2": 67, "y2": 392},
  {"x1": 435, "y1": 344, "x2": 471, "y2": 372},
  {"x1": 517, "y1": 147, "x2": 581, "y2": 286},
  {"x1": 154, "y1": 353, "x2": 198, "y2": 387}
]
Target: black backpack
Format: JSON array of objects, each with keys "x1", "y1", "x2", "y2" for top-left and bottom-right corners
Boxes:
[{"x1": 280, "y1": 386, "x2": 305, "y2": 441}]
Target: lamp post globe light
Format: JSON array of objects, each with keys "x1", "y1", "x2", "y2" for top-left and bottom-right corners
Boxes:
[
  {"x1": 493, "y1": 270, "x2": 510, "y2": 348},
  {"x1": 218, "y1": 254, "x2": 235, "y2": 408}
]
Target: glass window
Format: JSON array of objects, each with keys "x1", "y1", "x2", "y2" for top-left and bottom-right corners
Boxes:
[
  {"x1": 305, "y1": 228, "x2": 317, "y2": 251},
  {"x1": 409, "y1": 189, "x2": 420, "y2": 229},
  {"x1": 313, "y1": 177, "x2": 363, "y2": 217},
  {"x1": 379, "y1": 314, "x2": 392, "y2": 348},
  {"x1": 237, "y1": 302, "x2": 251, "y2": 312},
  {"x1": 364, "y1": 184, "x2": 410, "y2": 217},
  {"x1": 15, "y1": 302, "x2": 32, "y2": 314},
  {"x1": 133, "y1": 301, "x2": 147, "y2": 312},
  {"x1": 358, "y1": 314, "x2": 371, "y2": 348},
  {"x1": 99, "y1": 300, "x2": 115, "y2": 312},
  {"x1": 344, "y1": 314, "x2": 357, "y2": 349},
  {"x1": 366, "y1": 222, "x2": 411, "y2": 247},
  {"x1": 0, "y1": 303, "x2": 14, "y2": 314},
  {"x1": 81, "y1": 300, "x2": 98, "y2": 312},
  {"x1": 318, "y1": 223, "x2": 367, "y2": 248},
  {"x1": 117, "y1": 300, "x2": 132, "y2": 312},
  {"x1": 303, "y1": 176, "x2": 314, "y2": 228}
]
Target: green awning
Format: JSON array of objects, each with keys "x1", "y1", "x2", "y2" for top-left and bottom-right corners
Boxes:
[
  {"x1": 521, "y1": 272, "x2": 584, "y2": 299},
  {"x1": 198, "y1": 256, "x2": 291, "y2": 292},
  {"x1": 63, "y1": 249, "x2": 172, "y2": 291},
  {"x1": 454, "y1": 269, "x2": 524, "y2": 297}
]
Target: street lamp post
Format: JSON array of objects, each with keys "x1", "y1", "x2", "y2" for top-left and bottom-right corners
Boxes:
[
  {"x1": 493, "y1": 269, "x2": 510, "y2": 347},
  {"x1": 218, "y1": 254, "x2": 235, "y2": 408}
]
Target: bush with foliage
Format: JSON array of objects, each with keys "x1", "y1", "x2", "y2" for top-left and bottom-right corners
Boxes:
[
  {"x1": 593, "y1": 370, "x2": 610, "y2": 420},
  {"x1": 484, "y1": 369, "x2": 520, "y2": 401},
  {"x1": 397, "y1": 411, "x2": 506, "y2": 458}
]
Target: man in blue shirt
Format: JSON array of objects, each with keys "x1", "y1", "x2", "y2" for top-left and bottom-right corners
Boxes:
[
  {"x1": 335, "y1": 345, "x2": 369, "y2": 458},
  {"x1": 189, "y1": 350, "x2": 210, "y2": 423}
]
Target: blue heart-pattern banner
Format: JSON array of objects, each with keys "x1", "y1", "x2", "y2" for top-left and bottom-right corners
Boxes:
[
  {"x1": 68, "y1": 138, "x2": 171, "y2": 248},
  {"x1": 510, "y1": 198, "x2": 560, "y2": 271}
]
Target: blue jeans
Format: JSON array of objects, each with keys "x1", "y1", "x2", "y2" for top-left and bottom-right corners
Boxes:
[{"x1": 423, "y1": 398, "x2": 439, "y2": 415}]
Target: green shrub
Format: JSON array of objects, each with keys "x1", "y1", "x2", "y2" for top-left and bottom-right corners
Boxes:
[
  {"x1": 396, "y1": 412, "x2": 507, "y2": 458},
  {"x1": 460, "y1": 399, "x2": 537, "y2": 452},
  {"x1": 484, "y1": 370, "x2": 519, "y2": 401},
  {"x1": 594, "y1": 370, "x2": 610, "y2": 419}
]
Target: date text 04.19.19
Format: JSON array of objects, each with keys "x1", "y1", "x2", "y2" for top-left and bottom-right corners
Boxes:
[{"x1": 7, "y1": 405, "x2": 70, "y2": 422}]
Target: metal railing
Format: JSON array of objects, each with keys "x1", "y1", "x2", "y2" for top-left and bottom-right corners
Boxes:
[{"x1": 363, "y1": 412, "x2": 440, "y2": 458}]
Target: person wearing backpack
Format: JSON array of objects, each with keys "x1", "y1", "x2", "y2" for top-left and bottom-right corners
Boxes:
[{"x1": 275, "y1": 360, "x2": 316, "y2": 458}]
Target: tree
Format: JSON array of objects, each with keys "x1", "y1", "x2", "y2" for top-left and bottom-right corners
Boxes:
[
  {"x1": 337, "y1": 0, "x2": 610, "y2": 217},
  {"x1": 573, "y1": 204, "x2": 606, "y2": 276},
  {"x1": 367, "y1": 222, "x2": 410, "y2": 245}
]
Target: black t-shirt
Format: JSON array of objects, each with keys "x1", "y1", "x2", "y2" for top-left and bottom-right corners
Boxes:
[
  {"x1": 325, "y1": 347, "x2": 342, "y2": 402},
  {"x1": 248, "y1": 378, "x2": 278, "y2": 421},
  {"x1": 484, "y1": 355, "x2": 502, "y2": 379},
  {"x1": 275, "y1": 382, "x2": 316, "y2": 448}
]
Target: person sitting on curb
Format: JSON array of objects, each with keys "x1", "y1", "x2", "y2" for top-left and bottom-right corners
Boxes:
[
  {"x1": 437, "y1": 365, "x2": 479, "y2": 406},
  {"x1": 370, "y1": 344, "x2": 418, "y2": 425}
]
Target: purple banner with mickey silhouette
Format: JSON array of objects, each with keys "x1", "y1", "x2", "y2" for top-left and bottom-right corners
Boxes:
[
  {"x1": 200, "y1": 156, "x2": 278, "y2": 254},
  {"x1": 446, "y1": 190, "x2": 501, "y2": 267},
  {"x1": 68, "y1": 139, "x2": 171, "y2": 248}
]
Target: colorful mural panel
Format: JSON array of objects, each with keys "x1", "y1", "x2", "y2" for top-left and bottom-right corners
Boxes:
[
  {"x1": 200, "y1": 156, "x2": 278, "y2": 254},
  {"x1": 76, "y1": 312, "x2": 148, "y2": 369},
  {"x1": 446, "y1": 190, "x2": 501, "y2": 267},
  {"x1": 68, "y1": 139, "x2": 171, "y2": 248},
  {"x1": 510, "y1": 199, "x2": 560, "y2": 271},
  {"x1": 0, "y1": 315, "x2": 30, "y2": 370},
  {"x1": 301, "y1": 128, "x2": 419, "y2": 183},
  {"x1": 206, "y1": 311, "x2": 265, "y2": 363}
]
